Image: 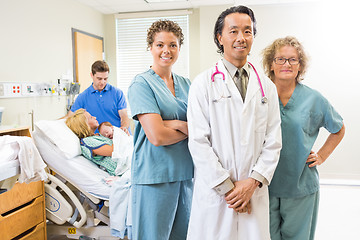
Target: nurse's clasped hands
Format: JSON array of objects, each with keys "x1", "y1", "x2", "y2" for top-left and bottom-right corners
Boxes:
[{"x1": 225, "y1": 178, "x2": 258, "y2": 214}]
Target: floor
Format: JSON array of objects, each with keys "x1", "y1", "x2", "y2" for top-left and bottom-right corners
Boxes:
[{"x1": 48, "y1": 183, "x2": 360, "y2": 240}]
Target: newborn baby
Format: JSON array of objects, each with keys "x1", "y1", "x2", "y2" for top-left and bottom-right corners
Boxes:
[
  {"x1": 99, "y1": 121, "x2": 133, "y2": 176},
  {"x1": 99, "y1": 121, "x2": 114, "y2": 139}
]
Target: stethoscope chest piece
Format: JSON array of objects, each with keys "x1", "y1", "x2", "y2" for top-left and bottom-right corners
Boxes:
[
  {"x1": 261, "y1": 96, "x2": 268, "y2": 104},
  {"x1": 212, "y1": 61, "x2": 268, "y2": 104}
]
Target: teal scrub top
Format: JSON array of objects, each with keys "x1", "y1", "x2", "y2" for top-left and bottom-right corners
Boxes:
[
  {"x1": 128, "y1": 69, "x2": 194, "y2": 184},
  {"x1": 81, "y1": 135, "x2": 117, "y2": 176},
  {"x1": 269, "y1": 83, "x2": 343, "y2": 198}
]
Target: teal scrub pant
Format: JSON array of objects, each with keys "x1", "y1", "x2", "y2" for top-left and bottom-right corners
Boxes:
[
  {"x1": 269, "y1": 191, "x2": 319, "y2": 240},
  {"x1": 132, "y1": 180, "x2": 193, "y2": 240}
]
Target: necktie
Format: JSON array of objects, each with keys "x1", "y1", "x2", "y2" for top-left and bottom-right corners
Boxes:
[{"x1": 234, "y1": 68, "x2": 248, "y2": 101}]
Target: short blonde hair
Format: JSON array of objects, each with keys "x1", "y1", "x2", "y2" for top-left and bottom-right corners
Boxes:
[
  {"x1": 262, "y1": 36, "x2": 308, "y2": 82},
  {"x1": 66, "y1": 109, "x2": 93, "y2": 139}
]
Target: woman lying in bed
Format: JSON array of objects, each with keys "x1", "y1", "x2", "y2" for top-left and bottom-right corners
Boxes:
[{"x1": 66, "y1": 108, "x2": 118, "y2": 176}]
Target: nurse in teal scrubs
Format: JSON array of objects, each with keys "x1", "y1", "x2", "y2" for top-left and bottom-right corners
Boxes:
[
  {"x1": 262, "y1": 36, "x2": 345, "y2": 240},
  {"x1": 128, "y1": 20, "x2": 193, "y2": 240}
]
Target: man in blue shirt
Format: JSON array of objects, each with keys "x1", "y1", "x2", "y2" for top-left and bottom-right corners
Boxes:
[{"x1": 66, "y1": 60, "x2": 129, "y2": 134}]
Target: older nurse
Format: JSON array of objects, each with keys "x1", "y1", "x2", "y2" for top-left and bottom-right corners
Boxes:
[{"x1": 262, "y1": 36, "x2": 345, "y2": 240}]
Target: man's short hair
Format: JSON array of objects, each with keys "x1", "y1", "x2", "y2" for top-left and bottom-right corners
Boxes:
[{"x1": 91, "y1": 60, "x2": 110, "y2": 75}]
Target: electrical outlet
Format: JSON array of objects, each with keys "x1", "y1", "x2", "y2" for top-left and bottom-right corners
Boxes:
[
  {"x1": 8, "y1": 83, "x2": 21, "y2": 96},
  {"x1": 13, "y1": 84, "x2": 21, "y2": 95}
]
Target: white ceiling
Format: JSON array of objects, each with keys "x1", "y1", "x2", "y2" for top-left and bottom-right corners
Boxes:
[{"x1": 73, "y1": 0, "x2": 315, "y2": 14}]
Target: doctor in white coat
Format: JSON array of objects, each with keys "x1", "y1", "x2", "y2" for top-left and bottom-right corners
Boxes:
[{"x1": 187, "y1": 5, "x2": 282, "y2": 240}]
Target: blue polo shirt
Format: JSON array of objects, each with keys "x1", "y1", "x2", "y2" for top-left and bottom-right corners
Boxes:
[
  {"x1": 269, "y1": 83, "x2": 343, "y2": 198},
  {"x1": 128, "y1": 69, "x2": 194, "y2": 184},
  {"x1": 71, "y1": 84, "x2": 127, "y2": 129}
]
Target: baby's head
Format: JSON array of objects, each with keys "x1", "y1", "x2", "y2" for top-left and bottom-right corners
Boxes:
[{"x1": 99, "y1": 121, "x2": 114, "y2": 139}]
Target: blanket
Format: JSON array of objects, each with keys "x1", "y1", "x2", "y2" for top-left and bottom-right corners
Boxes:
[{"x1": 112, "y1": 127, "x2": 133, "y2": 176}]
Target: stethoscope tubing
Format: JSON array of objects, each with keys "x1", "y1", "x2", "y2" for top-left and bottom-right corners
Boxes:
[
  {"x1": 247, "y1": 62, "x2": 265, "y2": 99},
  {"x1": 211, "y1": 61, "x2": 267, "y2": 104}
]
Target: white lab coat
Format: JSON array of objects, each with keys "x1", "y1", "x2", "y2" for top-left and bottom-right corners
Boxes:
[{"x1": 187, "y1": 60, "x2": 282, "y2": 240}]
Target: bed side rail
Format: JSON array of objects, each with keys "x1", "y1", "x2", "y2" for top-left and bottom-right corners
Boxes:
[{"x1": 45, "y1": 173, "x2": 87, "y2": 228}]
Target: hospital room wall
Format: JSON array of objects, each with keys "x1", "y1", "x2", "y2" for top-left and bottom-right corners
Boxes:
[
  {"x1": 191, "y1": 1, "x2": 360, "y2": 180},
  {"x1": 0, "y1": 0, "x2": 105, "y2": 127},
  {"x1": 103, "y1": 15, "x2": 119, "y2": 91}
]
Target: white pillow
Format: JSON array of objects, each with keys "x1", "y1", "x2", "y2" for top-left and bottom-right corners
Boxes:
[{"x1": 35, "y1": 119, "x2": 81, "y2": 159}]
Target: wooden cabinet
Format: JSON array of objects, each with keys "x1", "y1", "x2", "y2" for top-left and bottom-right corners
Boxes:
[
  {"x1": 0, "y1": 126, "x2": 32, "y2": 137},
  {"x1": 0, "y1": 126, "x2": 47, "y2": 240}
]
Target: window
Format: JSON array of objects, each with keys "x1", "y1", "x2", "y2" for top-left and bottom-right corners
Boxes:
[{"x1": 115, "y1": 14, "x2": 189, "y2": 112}]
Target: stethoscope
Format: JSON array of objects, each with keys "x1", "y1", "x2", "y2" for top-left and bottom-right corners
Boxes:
[{"x1": 211, "y1": 61, "x2": 267, "y2": 104}]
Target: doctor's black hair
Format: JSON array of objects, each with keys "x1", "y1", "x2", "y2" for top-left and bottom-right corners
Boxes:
[{"x1": 214, "y1": 5, "x2": 257, "y2": 54}]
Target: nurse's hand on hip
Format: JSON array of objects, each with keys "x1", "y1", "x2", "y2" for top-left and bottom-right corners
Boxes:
[
  {"x1": 225, "y1": 178, "x2": 258, "y2": 214},
  {"x1": 306, "y1": 150, "x2": 324, "y2": 168}
]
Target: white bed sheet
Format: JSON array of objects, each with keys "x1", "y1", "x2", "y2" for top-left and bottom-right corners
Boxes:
[
  {"x1": 0, "y1": 160, "x2": 20, "y2": 182},
  {"x1": 0, "y1": 138, "x2": 20, "y2": 182},
  {"x1": 32, "y1": 129, "x2": 111, "y2": 200}
]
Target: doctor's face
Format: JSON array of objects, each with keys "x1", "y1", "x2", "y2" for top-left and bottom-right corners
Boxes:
[
  {"x1": 150, "y1": 31, "x2": 180, "y2": 69},
  {"x1": 217, "y1": 13, "x2": 254, "y2": 68},
  {"x1": 271, "y1": 45, "x2": 301, "y2": 84},
  {"x1": 91, "y1": 71, "x2": 108, "y2": 91}
]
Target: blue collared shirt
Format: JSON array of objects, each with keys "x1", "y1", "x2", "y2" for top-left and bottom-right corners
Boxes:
[{"x1": 71, "y1": 83, "x2": 127, "y2": 130}]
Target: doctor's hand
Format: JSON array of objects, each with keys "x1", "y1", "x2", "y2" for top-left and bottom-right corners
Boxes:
[
  {"x1": 235, "y1": 200, "x2": 252, "y2": 214},
  {"x1": 225, "y1": 178, "x2": 258, "y2": 214}
]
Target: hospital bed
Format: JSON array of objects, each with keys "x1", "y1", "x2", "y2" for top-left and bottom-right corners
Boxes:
[{"x1": 32, "y1": 119, "x2": 131, "y2": 240}]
